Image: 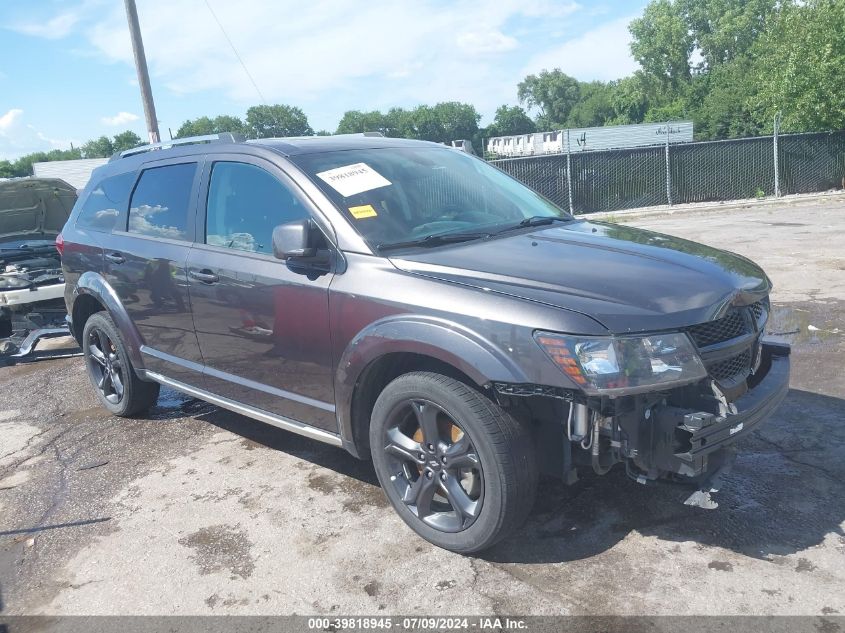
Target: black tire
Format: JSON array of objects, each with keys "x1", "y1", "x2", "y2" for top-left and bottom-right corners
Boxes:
[
  {"x1": 370, "y1": 372, "x2": 537, "y2": 553},
  {"x1": 82, "y1": 311, "x2": 160, "y2": 417}
]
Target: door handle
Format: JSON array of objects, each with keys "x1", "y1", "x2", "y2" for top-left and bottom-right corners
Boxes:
[
  {"x1": 105, "y1": 252, "x2": 125, "y2": 264},
  {"x1": 189, "y1": 269, "x2": 219, "y2": 284}
]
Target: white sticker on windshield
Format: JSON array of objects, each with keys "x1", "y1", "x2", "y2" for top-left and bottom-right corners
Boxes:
[{"x1": 316, "y1": 162, "x2": 391, "y2": 197}]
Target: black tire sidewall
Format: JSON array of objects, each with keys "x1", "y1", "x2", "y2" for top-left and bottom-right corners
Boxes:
[
  {"x1": 370, "y1": 373, "x2": 527, "y2": 553},
  {"x1": 82, "y1": 312, "x2": 138, "y2": 416}
]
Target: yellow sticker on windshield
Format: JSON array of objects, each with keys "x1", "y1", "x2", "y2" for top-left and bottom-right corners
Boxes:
[{"x1": 349, "y1": 204, "x2": 378, "y2": 219}]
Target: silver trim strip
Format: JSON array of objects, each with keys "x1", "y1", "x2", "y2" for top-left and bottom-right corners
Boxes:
[
  {"x1": 144, "y1": 370, "x2": 343, "y2": 447},
  {"x1": 141, "y1": 345, "x2": 336, "y2": 413}
]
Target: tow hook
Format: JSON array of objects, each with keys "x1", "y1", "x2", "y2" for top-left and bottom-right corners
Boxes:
[{"x1": 683, "y1": 448, "x2": 737, "y2": 509}]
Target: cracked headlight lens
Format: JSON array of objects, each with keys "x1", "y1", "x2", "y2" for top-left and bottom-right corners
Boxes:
[{"x1": 534, "y1": 331, "x2": 707, "y2": 395}]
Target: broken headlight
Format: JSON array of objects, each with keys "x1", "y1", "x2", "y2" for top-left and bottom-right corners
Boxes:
[{"x1": 534, "y1": 331, "x2": 707, "y2": 395}]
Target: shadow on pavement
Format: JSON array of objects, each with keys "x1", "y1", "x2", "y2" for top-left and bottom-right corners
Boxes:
[
  {"x1": 164, "y1": 386, "x2": 845, "y2": 565},
  {"x1": 485, "y1": 388, "x2": 845, "y2": 563}
]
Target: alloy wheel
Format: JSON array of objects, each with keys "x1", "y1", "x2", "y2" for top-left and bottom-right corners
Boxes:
[
  {"x1": 87, "y1": 327, "x2": 125, "y2": 405},
  {"x1": 382, "y1": 399, "x2": 484, "y2": 532}
]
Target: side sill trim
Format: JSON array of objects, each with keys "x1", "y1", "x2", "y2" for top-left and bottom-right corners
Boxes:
[
  {"x1": 141, "y1": 345, "x2": 335, "y2": 413},
  {"x1": 143, "y1": 370, "x2": 343, "y2": 448}
]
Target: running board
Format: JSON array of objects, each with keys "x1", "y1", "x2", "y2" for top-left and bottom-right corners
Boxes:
[{"x1": 143, "y1": 371, "x2": 343, "y2": 447}]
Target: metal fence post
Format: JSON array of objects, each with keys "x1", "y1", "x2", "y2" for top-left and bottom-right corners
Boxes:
[
  {"x1": 566, "y1": 129, "x2": 574, "y2": 214},
  {"x1": 773, "y1": 112, "x2": 781, "y2": 197},
  {"x1": 665, "y1": 121, "x2": 672, "y2": 205}
]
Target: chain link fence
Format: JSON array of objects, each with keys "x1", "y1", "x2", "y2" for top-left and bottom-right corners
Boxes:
[{"x1": 490, "y1": 129, "x2": 845, "y2": 215}]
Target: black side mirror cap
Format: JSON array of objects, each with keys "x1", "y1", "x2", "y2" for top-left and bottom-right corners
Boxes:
[{"x1": 272, "y1": 219, "x2": 317, "y2": 260}]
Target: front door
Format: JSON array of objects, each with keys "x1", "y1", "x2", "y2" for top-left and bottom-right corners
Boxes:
[
  {"x1": 103, "y1": 159, "x2": 204, "y2": 385},
  {"x1": 186, "y1": 157, "x2": 337, "y2": 431}
]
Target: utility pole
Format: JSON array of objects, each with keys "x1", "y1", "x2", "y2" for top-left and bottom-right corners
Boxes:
[{"x1": 124, "y1": 0, "x2": 160, "y2": 144}]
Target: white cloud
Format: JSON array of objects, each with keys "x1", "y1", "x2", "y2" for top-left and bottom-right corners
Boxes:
[
  {"x1": 0, "y1": 109, "x2": 79, "y2": 160},
  {"x1": 457, "y1": 30, "x2": 518, "y2": 55},
  {"x1": 0, "y1": 109, "x2": 24, "y2": 131},
  {"x1": 10, "y1": 0, "x2": 641, "y2": 132},
  {"x1": 10, "y1": 11, "x2": 81, "y2": 39},
  {"x1": 102, "y1": 111, "x2": 140, "y2": 126},
  {"x1": 522, "y1": 16, "x2": 639, "y2": 82},
  {"x1": 69, "y1": 0, "x2": 562, "y2": 109}
]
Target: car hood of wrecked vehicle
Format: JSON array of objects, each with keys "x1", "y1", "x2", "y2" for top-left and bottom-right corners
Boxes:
[{"x1": 389, "y1": 220, "x2": 771, "y2": 334}]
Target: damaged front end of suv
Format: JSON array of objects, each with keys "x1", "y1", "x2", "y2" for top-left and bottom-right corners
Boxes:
[
  {"x1": 500, "y1": 294, "x2": 789, "y2": 503},
  {"x1": 0, "y1": 178, "x2": 77, "y2": 358}
]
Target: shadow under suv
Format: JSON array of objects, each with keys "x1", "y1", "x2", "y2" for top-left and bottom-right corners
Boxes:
[{"x1": 60, "y1": 133, "x2": 790, "y2": 553}]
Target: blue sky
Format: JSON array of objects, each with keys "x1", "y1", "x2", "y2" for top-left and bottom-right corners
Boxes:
[{"x1": 0, "y1": 0, "x2": 646, "y2": 160}]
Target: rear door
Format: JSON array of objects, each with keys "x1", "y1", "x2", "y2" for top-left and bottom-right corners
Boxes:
[
  {"x1": 103, "y1": 158, "x2": 205, "y2": 385},
  {"x1": 186, "y1": 155, "x2": 337, "y2": 431}
]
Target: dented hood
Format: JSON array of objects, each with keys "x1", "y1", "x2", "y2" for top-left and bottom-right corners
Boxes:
[
  {"x1": 0, "y1": 178, "x2": 77, "y2": 247},
  {"x1": 390, "y1": 220, "x2": 771, "y2": 334}
]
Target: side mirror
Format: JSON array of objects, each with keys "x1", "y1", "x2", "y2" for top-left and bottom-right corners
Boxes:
[{"x1": 272, "y1": 219, "x2": 317, "y2": 260}]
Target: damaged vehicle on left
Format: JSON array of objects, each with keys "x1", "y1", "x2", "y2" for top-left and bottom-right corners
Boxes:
[{"x1": 0, "y1": 177, "x2": 78, "y2": 359}]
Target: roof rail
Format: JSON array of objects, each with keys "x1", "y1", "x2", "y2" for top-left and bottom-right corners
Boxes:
[{"x1": 110, "y1": 132, "x2": 246, "y2": 161}]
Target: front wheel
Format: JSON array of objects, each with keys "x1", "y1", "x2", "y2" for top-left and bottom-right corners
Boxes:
[{"x1": 370, "y1": 372, "x2": 537, "y2": 553}]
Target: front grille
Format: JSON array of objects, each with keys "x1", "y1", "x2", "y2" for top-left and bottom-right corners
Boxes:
[
  {"x1": 688, "y1": 310, "x2": 749, "y2": 348},
  {"x1": 686, "y1": 298, "x2": 769, "y2": 385},
  {"x1": 750, "y1": 296, "x2": 769, "y2": 324},
  {"x1": 708, "y1": 349, "x2": 753, "y2": 382}
]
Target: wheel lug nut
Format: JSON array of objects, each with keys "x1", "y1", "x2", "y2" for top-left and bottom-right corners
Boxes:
[
  {"x1": 418, "y1": 453, "x2": 425, "y2": 460},
  {"x1": 425, "y1": 470, "x2": 433, "y2": 479},
  {"x1": 427, "y1": 443, "x2": 434, "y2": 451},
  {"x1": 440, "y1": 472, "x2": 447, "y2": 481}
]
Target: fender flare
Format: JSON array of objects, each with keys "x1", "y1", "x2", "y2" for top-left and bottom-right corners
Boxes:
[
  {"x1": 335, "y1": 315, "x2": 529, "y2": 456},
  {"x1": 72, "y1": 271, "x2": 146, "y2": 371}
]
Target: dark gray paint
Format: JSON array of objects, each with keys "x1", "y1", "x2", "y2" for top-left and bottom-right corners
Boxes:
[{"x1": 61, "y1": 136, "x2": 779, "y2": 458}]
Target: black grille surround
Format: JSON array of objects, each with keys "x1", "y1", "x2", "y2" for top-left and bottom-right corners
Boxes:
[{"x1": 686, "y1": 298, "x2": 769, "y2": 386}]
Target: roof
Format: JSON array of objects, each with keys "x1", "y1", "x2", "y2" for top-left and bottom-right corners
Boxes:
[
  {"x1": 248, "y1": 135, "x2": 441, "y2": 156},
  {"x1": 33, "y1": 158, "x2": 109, "y2": 190}
]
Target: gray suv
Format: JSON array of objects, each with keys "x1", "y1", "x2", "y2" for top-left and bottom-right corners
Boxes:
[{"x1": 60, "y1": 133, "x2": 790, "y2": 553}]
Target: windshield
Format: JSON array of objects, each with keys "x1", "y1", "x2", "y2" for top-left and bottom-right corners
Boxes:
[{"x1": 291, "y1": 147, "x2": 570, "y2": 251}]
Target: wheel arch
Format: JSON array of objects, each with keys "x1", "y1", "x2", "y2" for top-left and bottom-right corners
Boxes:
[
  {"x1": 72, "y1": 271, "x2": 146, "y2": 371},
  {"x1": 336, "y1": 316, "x2": 529, "y2": 459}
]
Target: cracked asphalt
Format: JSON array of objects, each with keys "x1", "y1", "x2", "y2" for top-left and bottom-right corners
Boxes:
[{"x1": 1, "y1": 196, "x2": 844, "y2": 616}]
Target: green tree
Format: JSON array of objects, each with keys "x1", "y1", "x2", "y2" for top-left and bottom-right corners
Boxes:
[
  {"x1": 517, "y1": 69, "x2": 581, "y2": 128},
  {"x1": 683, "y1": 0, "x2": 777, "y2": 70},
  {"x1": 335, "y1": 110, "x2": 388, "y2": 135},
  {"x1": 629, "y1": 0, "x2": 693, "y2": 89},
  {"x1": 80, "y1": 136, "x2": 114, "y2": 158},
  {"x1": 485, "y1": 105, "x2": 536, "y2": 137},
  {"x1": 610, "y1": 73, "x2": 652, "y2": 124},
  {"x1": 245, "y1": 104, "x2": 313, "y2": 138},
  {"x1": 565, "y1": 81, "x2": 617, "y2": 128},
  {"x1": 112, "y1": 130, "x2": 144, "y2": 153},
  {"x1": 752, "y1": 0, "x2": 845, "y2": 132},
  {"x1": 424, "y1": 102, "x2": 481, "y2": 142},
  {"x1": 176, "y1": 114, "x2": 245, "y2": 138},
  {"x1": 692, "y1": 57, "x2": 763, "y2": 139}
]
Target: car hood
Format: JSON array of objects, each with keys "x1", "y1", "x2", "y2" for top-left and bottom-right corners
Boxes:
[
  {"x1": 390, "y1": 220, "x2": 771, "y2": 334},
  {"x1": 0, "y1": 178, "x2": 77, "y2": 246}
]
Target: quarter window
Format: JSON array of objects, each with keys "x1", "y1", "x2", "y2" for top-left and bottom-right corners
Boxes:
[
  {"x1": 128, "y1": 163, "x2": 197, "y2": 240},
  {"x1": 205, "y1": 162, "x2": 309, "y2": 254},
  {"x1": 76, "y1": 172, "x2": 135, "y2": 232}
]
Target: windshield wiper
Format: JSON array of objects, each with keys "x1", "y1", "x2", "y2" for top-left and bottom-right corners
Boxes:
[
  {"x1": 377, "y1": 232, "x2": 490, "y2": 252},
  {"x1": 494, "y1": 215, "x2": 571, "y2": 235}
]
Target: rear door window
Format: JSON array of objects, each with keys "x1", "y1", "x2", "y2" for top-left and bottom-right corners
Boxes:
[
  {"x1": 128, "y1": 163, "x2": 197, "y2": 240},
  {"x1": 76, "y1": 172, "x2": 135, "y2": 232}
]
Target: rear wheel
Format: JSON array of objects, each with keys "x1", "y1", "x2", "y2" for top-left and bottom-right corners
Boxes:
[
  {"x1": 82, "y1": 312, "x2": 159, "y2": 417},
  {"x1": 370, "y1": 372, "x2": 537, "y2": 553}
]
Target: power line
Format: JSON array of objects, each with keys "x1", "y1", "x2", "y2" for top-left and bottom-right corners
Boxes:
[{"x1": 203, "y1": 0, "x2": 266, "y2": 104}]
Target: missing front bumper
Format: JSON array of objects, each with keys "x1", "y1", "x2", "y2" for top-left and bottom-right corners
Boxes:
[{"x1": 630, "y1": 341, "x2": 790, "y2": 481}]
